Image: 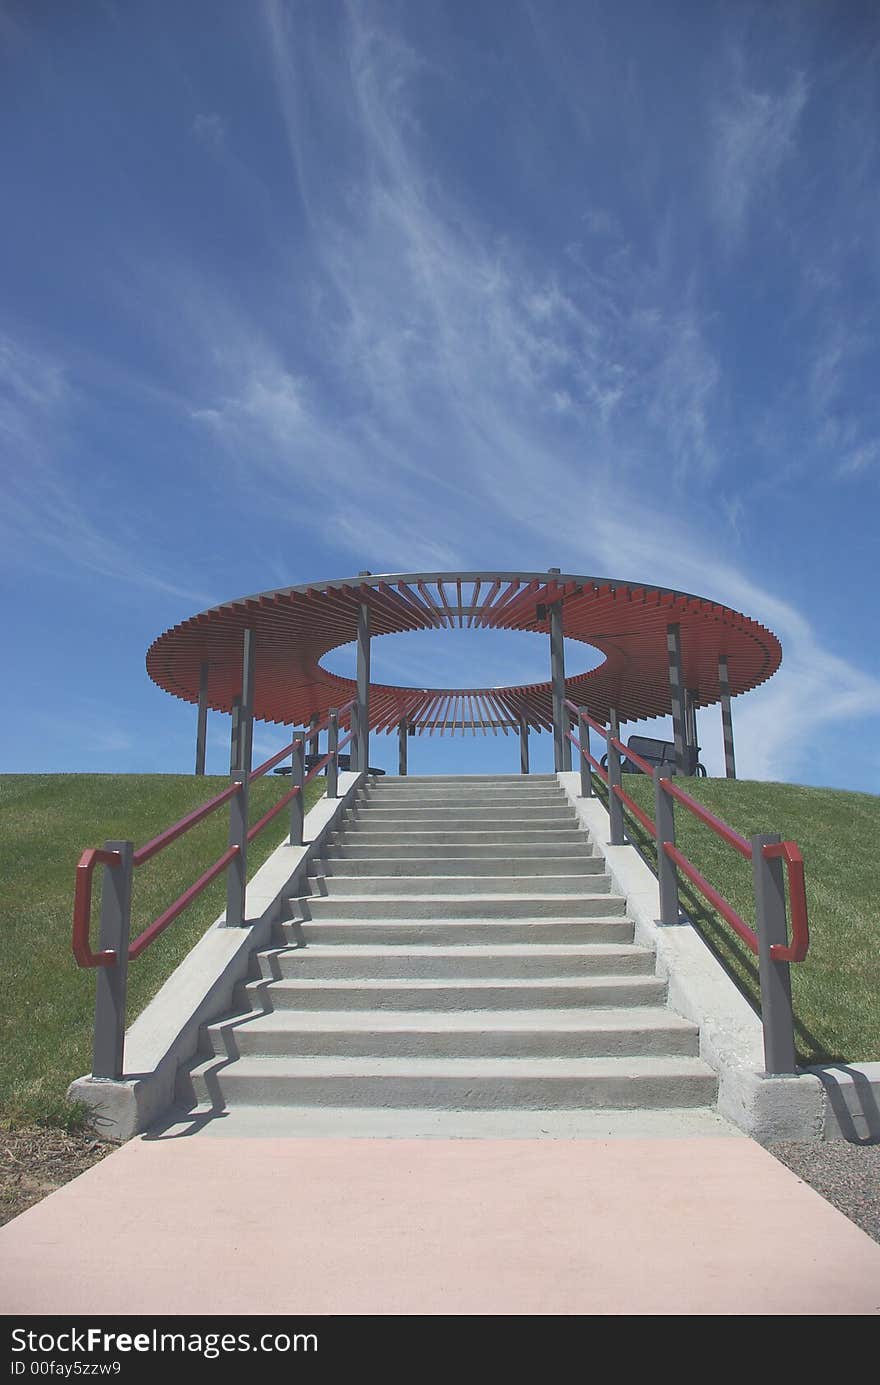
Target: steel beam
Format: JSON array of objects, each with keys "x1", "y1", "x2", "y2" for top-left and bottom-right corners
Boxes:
[
  {"x1": 225, "y1": 628, "x2": 254, "y2": 928},
  {"x1": 355, "y1": 571, "x2": 371, "y2": 772},
  {"x1": 327, "y1": 709, "x2": 339, "y2": 799},
  {"x1": 398, "y1": 718, "x2": 408, "y2": 776},
  {"x1": 195, "y1": 661, "x2": 209, "y2": 776},
  {"x1": 519, "y1": 716, "x2": 530, "y2": 774},
  {"x1": 719, "y1": 655, "x2": 736, "y2": 779},
  {"x1": 548, "y1": 567, "x2": 571, "y2": 772},
  {"x1": 607, "y1": 708, "x2": 625, "y2": 845},
  {"x1": 667, "y1": 622, "x2": 688, "y2": 777}
]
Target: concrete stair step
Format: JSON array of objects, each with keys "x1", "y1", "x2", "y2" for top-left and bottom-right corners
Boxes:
[
  {"x1": 203, "y1": 1007, "x2": 701, "y2": 1060},
  {"x1": 334, "y1": 827, "x2": 591, "y2": 845},
  {"x1": 257, "y1": 941, "x2": 653, "y2": 980},
  {"x1": 371, "y1": 777, "x2": 558, "y2": 789},
  {"x1": 278, "y1": 918, "x2": 635, "y2": 945},
  {"x1": 326, "y1": 842, "x2": 597, "y2": 860},
  {"x1": 288, "y1": 892, "x2": 627, "y2": 920},
  {"x1": 363, "y1": 792, "x2": 568, "y2": 808},
  {"x1": 315, "y1": 855, "x2": 605, "y2": 876},
  {"x1": 354, "y1": 806, "x2": 576, "y2": 822},
  {"x1": 159, "y1": 1105, "x2": 735, "y2": 1139},
  {"x1": 238, "y1": 973, "x2": 667, "y2": 1011},
  {"x1": 378, "y1": 775, "x2": 557, "y2": 784},
  {"x1": 306, "y1": 872, "x2": 612, "y2": 897},
  {"x1": 180, "y1": 1054, "x2": 718, "y2": 1111}
]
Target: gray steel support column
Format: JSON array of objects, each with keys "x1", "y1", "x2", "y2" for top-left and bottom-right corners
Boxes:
[
  {"x1": 719, "y1": 655, "x2": 736, "y2": 779},
  {"x1": 229, "y1": 696, "x2": 242, "y2": 776},
  {"x1": 607, "y1": 708, "x2": 625, "y2": 845},
  {"x1": 355, "y1": 571, "x2": 371, "y2": 773},
  {"x1": 225, "y1": 629, "x2": 254, "y2": 928},
  {"x1": 289, "y1": 731, "x2": 305, "y2": 846},
  {"x1": 519, "y1": 717, "x2": 530, "y2": 775},
  {"x1": 195, "y1": 661, "x2": 209, "y2": 776},
  {"x1": 752, "y1": 833, "x2": 797, "y2": 1075},
  {"x1": 667, "y1": 622, "x2": 688, "y2": 777},
  {"x1": 91, "y1": 840, "x2": 134, "y2": 1080},
  {"x1": 398, "y1": 718, "x2": 408, "y2": 776},
  {"x1": 548, "y1": 568, "x2": 571, "y2": 772},
  {"x1": 685, "y1": 688, "x2": 699, "y2": 776},
  {"x1": 654, "y1": 769, "x2": 680, "y2": 925},
  {"x1": 578, "y1": 709, "x2": 592, "y2": 797},
  {"x1": 349, "y1": 701, "x2": 360, "y2": 772},
  {"x1": 327, "y1": 710, "x2": 339, "y2": 798},
  {"x1": 308, "y1": 712, "x2": 320, "y2": 765}
]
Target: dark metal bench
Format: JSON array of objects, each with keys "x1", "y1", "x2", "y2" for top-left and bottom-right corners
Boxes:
[
  {"x1": 273, "y1": 753, "x2": 385, "y2": 777},
  {"x1": 603, "y1": 734, "x2": 706, "y2": 776}
]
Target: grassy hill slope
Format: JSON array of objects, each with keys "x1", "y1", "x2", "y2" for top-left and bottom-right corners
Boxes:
[
  {"x1": 0, "y1": 774, "x2": 324, "y2": 1126},
  {"x1": 600, "y1": 776, "x2": 879, "y2": 1065}
]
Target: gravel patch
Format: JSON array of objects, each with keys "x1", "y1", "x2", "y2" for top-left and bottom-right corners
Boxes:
[{"x1": 767, "y1": 1140, "x2": 880, "y2": 1245}]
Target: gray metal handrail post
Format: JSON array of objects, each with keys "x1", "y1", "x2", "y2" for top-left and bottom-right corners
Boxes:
[
  {"x1": 226, "y1": 630, "x2": 254, "y2": 928},
  {"x1": 654, "y1": 769, "x2": 679, "y2": 925},
  {"x1": 91, "y1": 840, "x2": 134, "y2": 1080},
  {"x1": 752, "y1": 832, "x2": 798, "y2": 1075},
  {"x1": 607, "y1": 709, "x2": 625, "y2": 845},
  {"x1": 578, "y1": 709, "x2": 592, "y2": 797},
  {"x1": 327, "y1": 710, "x2": 339, "y2": 799},
  {"x1": 290, "y1": 733, "x2": 305, "y2": 845},
  {"x1": 349, "y1": 701, "x2": 360, "y2": 772}
]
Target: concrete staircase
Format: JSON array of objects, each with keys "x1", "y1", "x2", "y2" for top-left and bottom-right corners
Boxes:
[{"x1": 178, "y1": 775, "x2": 718, "y2": 1125}]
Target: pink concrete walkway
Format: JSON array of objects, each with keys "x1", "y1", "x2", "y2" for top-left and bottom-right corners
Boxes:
[{"x1": 2, "y1": 1137, "x2": 879, "y2": 1315}]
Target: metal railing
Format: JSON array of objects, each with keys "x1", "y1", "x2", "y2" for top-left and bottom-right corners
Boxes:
[
  {"x1": 72, "y1": 700, "x2": 357, "y2": 1080},
  {"x1": 563, "y1": 698, "x2": 809, "y2": 1075}
]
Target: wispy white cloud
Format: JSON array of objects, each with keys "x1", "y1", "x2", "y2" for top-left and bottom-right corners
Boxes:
[
  {"x1": 71, "y1": 1, "x2": 876, "y2": 786},
  {"x1": 192, "y1": 112, "x2": 225, "y2": 151},
  {"x1": 0, "y1": 333, "x2": 212, "y2": 604},
  {"x1": 709, "y1": 62, "x2": 807, "y2": 248}
]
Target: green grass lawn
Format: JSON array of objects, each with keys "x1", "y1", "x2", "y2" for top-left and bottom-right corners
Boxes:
[
  {"x1": 0, "y1": 773, "x2": 324, "y2": 1128},
  {"x1": 593, "y1": 775, "x2": 880, "y2": 1065}
]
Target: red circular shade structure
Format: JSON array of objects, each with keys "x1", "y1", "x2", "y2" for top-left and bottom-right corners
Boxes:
[{"x1": 145, "y1": 571, "x2": 782, "y2": 732}]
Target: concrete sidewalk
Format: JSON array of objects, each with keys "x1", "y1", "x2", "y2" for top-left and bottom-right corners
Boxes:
[{"x1": 2, "y1": 1134, "x2": 879, "y2": 1315}]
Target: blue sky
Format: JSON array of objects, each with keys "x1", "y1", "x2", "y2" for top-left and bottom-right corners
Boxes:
[{"x1": 2, "y1": 0, "x2": 878, "y2": 787}]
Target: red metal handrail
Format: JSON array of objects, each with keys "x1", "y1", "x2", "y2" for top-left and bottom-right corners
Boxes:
[
  {"x1": 660, "y1": 778, "x2": 751, "y2": 860},
  {"x1": 663, "y1": 843, "x2": 758, "y2": 952},
  {"x1": 133, "y1": 781, "x2": 242, "y2": 867},
  {"x1": 73, "y1": 702, "x2": 361, "y2": 969},
  {"x1": 612, "y1": 783, "x2": 656, "y2": 837},
  {"x1": 73, "y1": 848, "x2": 122, "y2": 967},
  {"x1": 564, "y1": 728, "x2": 608, "y2": 781},
  {"x1": 246, "y1": 788, "x2": 299, "y2": 844},
  {"x1": 562, "y1": 700, "x2": 810, "y2": 966},
  {"x1": 764, "y1": 841, "x2": 809, "y2": 962},
  {"x1": 128, "y1": 845, "x2": 241, "y2": 959},
  {"x1": 563, "y1": 698, "x2": 606, "y2": 739},
  {"x1": 610, "y1": 736, "x2": 654, "y2": 779}
]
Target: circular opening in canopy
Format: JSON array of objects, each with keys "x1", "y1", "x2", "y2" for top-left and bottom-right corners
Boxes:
[
  {"x1": 145, "y1": 570, "x2": 783, "y2": 732},
  {"x1": 320, "y1": 626, "x2": 606, "y2": 690}
]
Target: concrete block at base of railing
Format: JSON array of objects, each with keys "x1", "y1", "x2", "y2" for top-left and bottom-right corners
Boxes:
[
  {"x1": 68, "y1": 771, "x2": 365, "y2": 1142},
  {"x1": 556, "y1": 772, "x2": 880, "y2": 1143}
]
